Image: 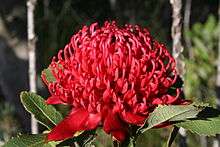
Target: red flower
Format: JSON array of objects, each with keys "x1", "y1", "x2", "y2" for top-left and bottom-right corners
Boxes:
[{"x1": 42, "y1": 21, "x2": 185, "y2": 142}]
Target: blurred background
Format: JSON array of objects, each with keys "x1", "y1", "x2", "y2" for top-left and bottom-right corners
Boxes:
[{"x1": 0, "y1": 0, "x2": 219, "y2": 146}]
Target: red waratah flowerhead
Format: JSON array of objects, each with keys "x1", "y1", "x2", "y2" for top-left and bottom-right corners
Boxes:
[{"x1": 42, "y1": 21, "x2": 186, "y2": 142}]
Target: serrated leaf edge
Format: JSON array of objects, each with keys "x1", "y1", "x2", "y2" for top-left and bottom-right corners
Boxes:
[{"x1": 20, "y1": 91, "x2": 62, "y2": 129}]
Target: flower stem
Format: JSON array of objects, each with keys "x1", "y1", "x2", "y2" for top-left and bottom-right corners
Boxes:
[
  {"x1": 112, "y1": 137, "x2": 136, "y2": 147},
  {"x1": 126, "y1": 137, "x2": 136, "y2": 147},
  {"x1": 113, "y1": 139, "x2": 119, "y2": 147}
]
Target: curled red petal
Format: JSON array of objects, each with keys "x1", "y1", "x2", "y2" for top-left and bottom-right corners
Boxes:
[
  {"x1": 47, "y1": 108, "x2": 89, "y2": 141},
  {"x1": 47, "y1": 108, "x2": 101, "y2": 141},
  {"x1": 121, "y1": 111, "x2": 146, "y2": 125},
  {"x1": 103, "y1": 110, "x2": 128, "y2": 141},
  {"x1": 85, "y1": 113, "x2": 102, "y2": 129},
  {"x1": 112, "y1": 130, "x2": 127, "y2": 142},
  {"x1": 152, "y1": 98, "x2": 163, "y2": 105},
  {"x1": 46, "y1": 96, "x2": 64, "y2": 105}
]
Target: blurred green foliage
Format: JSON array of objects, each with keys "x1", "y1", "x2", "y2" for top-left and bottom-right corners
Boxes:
[
  {"x1": 184, "y1": 15, "x2": 219, "y2": 105},
  {"x1": 183, "y1": 15, "x2": 219, "y2": 147}
]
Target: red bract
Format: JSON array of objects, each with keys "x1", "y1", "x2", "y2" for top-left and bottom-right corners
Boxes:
[{"x1": 42, "y1": 21, "x2": 185, "y2": 142}]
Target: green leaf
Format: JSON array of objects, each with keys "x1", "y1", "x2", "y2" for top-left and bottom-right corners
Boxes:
[
  {"x1": 57, "y1": 130, "x2": 96, "y2": 146},
  {"x1": 138, "y1": 103, "x2": 205, "y2": 133},
  {"x1": 20, "y1": 91, "x2": 63, "y2": 130},
  {"x1": 204, "y1": 15, "x2": 216, "y2": 35},
  {"x1": 175, "y1": 107, "x2": 220, "y2": 136},
  {"x1": 192, "y1": 23, "x2": 202, "y2": 37},
  {"x1": 42, "y1": 67, "x2": 56, "y2": 83},
  {"x1": 193, "y1": 38, "x2": 207, "y2": 55},
  {"x1": 3, "y1": 134, "x2": 57, "y2": 147}
]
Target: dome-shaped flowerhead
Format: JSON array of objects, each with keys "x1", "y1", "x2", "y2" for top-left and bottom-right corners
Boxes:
[{"x1": 42, "y1": 21, "x2": 185, "y2": 142}]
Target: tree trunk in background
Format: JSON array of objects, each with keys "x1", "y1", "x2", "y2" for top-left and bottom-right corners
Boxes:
[
  {"x1": 170, "y1": 0, "x2": 185, "y2": 77},
  {"x1": 170, "y1": 0, "x2": 186, "y2": 147},
  {"x1": 214, "y1": 1, "x2": 220, "y2": 147},
  {"x1": 109, "y1": 0, "x2": 116, "y2": 11},
  {"x1": 27, "y1": 0, "x2": 38, "y2": 134},
  {"x1": 184, "y1": 0, "x2": 207, "y2": 146},
  {"x1": 43, "y1": 0, "x2": 49, "y2": 20},
  {"x1": 183, "y1": 0, "x2": 192, "y2": 58}
]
